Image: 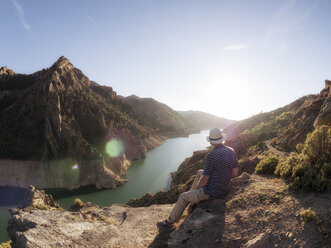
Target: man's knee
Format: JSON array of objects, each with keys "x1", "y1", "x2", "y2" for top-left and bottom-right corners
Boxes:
[
  {"x1": 179, "y1": 190, "x2": 202, "y2": 204},
  {"x1": 179, "y1": 192, "x2": 190, "y2": 203},
  {"x1": 179, "y1": 192, "x2": 187, "y2": 199},
  {"x1": 197, "y1": 169, "x2": 203, "y2": 177}
]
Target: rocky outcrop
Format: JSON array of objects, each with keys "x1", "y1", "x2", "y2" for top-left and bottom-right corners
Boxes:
[
  {"x1": 0, "y1": 66, "x2": 16, "y2": 79},
  {"x1": 272, "y1": 92, "x2": 327, "y2": 151},
  {"x1": 314, "y1": 84, "x2": 331, "y2": 127},
  {"x1": 7, "y1": 186, "x2": 173, "y2": 248}
]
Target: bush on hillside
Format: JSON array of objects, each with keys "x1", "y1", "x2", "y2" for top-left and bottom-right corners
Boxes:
[
  {"x1": 255, "y1": 156, "x2": 279, "y2": 174},
  {"x1": 239, "y1": 111, "x2": 295, "y2": 146},
  {"x1": 300, "y1": 208, "x2": 320, "y2": 225},
  {"x1": 274, "y1": 125, "x2": 331, "y2": 191}
]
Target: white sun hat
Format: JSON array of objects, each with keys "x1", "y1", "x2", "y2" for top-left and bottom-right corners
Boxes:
[{"x1": 206, "y1": 128, "x2": 227, "y2": 144}]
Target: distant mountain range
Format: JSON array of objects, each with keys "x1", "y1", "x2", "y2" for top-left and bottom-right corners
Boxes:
[
  {"x1": 178, "y1": 110, "x2": 236, "y2": 130},
  {"x1": 0, "y1": 56, "x2": 234, "y2": 189},
  {"x1": 121, "y1": 95, "x2": 198, "y2": 137},
  {"x1": 122, "y1": 96, "x2": 236, "y2": 137}
]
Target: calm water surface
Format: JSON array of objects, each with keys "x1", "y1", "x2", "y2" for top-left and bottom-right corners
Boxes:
[{"x1": 0, "y1": 130, "x2": 209, "y2": 242}]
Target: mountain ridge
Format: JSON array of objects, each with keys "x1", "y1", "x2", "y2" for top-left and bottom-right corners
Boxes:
[
  {"x1": 0, "y1": 56, "x2": 233, "y2": 190},
  {"x1": 0, "y1": 56, "x2": 161, "y2": 189}
]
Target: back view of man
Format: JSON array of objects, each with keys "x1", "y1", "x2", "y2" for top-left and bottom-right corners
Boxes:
[{"x1": 158, "y1": 128, "x2": 239, "y2": 226}]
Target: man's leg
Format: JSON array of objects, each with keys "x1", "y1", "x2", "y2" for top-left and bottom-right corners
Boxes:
[
  {"x1": 169, "y1": 188, "x2": 209, "y2": 222},
  {"x1": 190, "y1": 169, "x2": 204, "y2": 190}
]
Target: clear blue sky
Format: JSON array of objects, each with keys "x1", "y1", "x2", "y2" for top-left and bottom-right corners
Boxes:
[{"x1": 1, "y1": 0, "x2": 330, "y2": 120}]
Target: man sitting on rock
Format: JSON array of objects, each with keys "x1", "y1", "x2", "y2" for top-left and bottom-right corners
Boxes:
[{"x1": 158, "y1": 128, "x2": 239, "y2": 227}]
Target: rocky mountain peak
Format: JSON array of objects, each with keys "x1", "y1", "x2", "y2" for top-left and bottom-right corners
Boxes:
[
  {"x1": 0, "y1": 66, "x2": 16, "y2": 78},
  {"x1": 325, "y1": 80, "x2": 331, "y2": 92},
  {"x1": 45, "y1": 56, "x2": 90, "y2": 90},
  {"x1": 51, "y1": 56, "x2": 74, "y2": 70}
]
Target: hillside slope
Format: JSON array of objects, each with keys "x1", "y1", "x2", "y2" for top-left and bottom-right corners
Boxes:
[
  {"x1": 123, "y1": 95, "x2": 198, "y2": 137},
  {"x1": 0, "y1": 57, "x2": 163, "y2": 189},
  {"x1": 224, "y1": 83, "x2": 330, "y2": 157}
]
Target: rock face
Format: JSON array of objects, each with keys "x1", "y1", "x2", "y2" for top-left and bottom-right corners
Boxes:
[
  {"x1": 314, "y1": 84, "x2": 331, "y2": 127},
  {"x1": 7, "y1": 186, "x2": 172, "y2": 248},
  {"x1": 271, "y1": 94, "x2": 326, "y2": 151},
  {"x1": 0, "y1": 66, "x2": 16, "y2": 80},
  {"x1": 0, "y1": 56, "x2": 166, "y2": 189},
  {"x1": 272, "y1": 83, "x2": 331, "y2": 151}
]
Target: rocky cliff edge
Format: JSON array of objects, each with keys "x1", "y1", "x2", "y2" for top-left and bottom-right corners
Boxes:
[{"x1": 6, "y1": 163, "x2": 331, "y2": 247}]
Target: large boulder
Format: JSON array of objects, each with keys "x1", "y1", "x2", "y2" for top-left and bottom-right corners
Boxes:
[{"x1": 7, "y1": 186, "x2": 173, "y2": 248}]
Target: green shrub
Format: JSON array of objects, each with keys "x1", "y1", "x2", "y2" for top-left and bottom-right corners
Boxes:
[
  {"x1": 302, "y1": 125, "x2": 331, "y2": 164},
  {"x1": 274, "y1": 153, "x2": 301, "y2": 179},
  {"x1": 239, "y1": 111, "x2": 295, "y2": 146},
  {"x1": 255, "y1": 156, "x2": 279, "y2": 174},
  {"x1": 300, "y1": 208, "x2": 320, "y2": 225},
  {"x1": 0, "y1": 241, "x2": 12, "y2": 248},
  {"x1": 74, "y1": 198, "x2": 84, "y2": 208},
  {"x1": 274, "y1": 125, "x2": 331, "y2": 191}
]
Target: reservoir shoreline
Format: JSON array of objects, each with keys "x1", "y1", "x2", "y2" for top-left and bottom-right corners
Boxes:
[{"x1": 0, "y1": 130, "x2": 209, "y2": 242}]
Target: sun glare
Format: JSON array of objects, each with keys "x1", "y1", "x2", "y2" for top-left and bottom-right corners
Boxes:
[{"x1": 105, "y1": 139, "x2": 124, "y2": 158}]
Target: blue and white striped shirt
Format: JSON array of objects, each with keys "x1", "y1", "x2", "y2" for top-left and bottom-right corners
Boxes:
[{"x1": 203, "y1": 145, "x2": 239, "y2": 198}]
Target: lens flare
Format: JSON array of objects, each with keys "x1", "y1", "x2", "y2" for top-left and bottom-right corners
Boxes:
[
  {"x1": 47, "y1": 159, "x2": 80, "y2": 187},
  {"x1": 106, "y1": 139, "x2": 123, "y2": 158}
]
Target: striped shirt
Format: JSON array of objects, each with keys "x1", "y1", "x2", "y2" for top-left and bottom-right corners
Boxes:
[{"x1": 203, "y1": 144, "x2": 239, "y2": 198}]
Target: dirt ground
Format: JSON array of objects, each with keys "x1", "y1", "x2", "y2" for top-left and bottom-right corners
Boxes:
[{"x1": 222, "y1": 174, "x2": 330, "y2": 247}]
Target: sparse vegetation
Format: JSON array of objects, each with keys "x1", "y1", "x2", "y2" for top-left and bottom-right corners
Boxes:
[
  {"x1": 255, "y1": 156, "x2": 279, "y2": 174},
  {"x1": 74, "y1": 198, "x2": 84, "y2": 208},
  {"x1": 0, "y1": 241, "x2": 11, "y2": 248},
  {"x1": 239, "y1": 111, "x2": 295, "y2": 146},
  {"x1": 274, "y1": 125, "x2": 331, "y2": 191},
  {"x1": 97, "y1": 215, "x2": 117, "y2": 225},
  {"x1": 300, "y1": 208, "x2": 320, "y2": 225},
  {"x1": 31, "y1": 203, "x2": 51, "y2": 210}
]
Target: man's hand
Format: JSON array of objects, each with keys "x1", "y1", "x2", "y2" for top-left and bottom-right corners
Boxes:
[
  {"x1": 196, "y1": 175, "x2": 210, "y2": 189},
  {"x1": 232, "y1": 167, "x2": 239, "y2": 177}
]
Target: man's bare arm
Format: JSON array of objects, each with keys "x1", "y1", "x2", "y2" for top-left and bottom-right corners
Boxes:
[
  {"x1": 196, "y1": 175, "x2": 210, "y2": 188},
  {"x1": 232, "y1": 167, "x2": 239, "y2": 177}
]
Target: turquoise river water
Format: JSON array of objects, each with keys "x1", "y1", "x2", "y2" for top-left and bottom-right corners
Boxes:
[{"x1": 0, "y1": 130, "x2": 209, "y2": 242}]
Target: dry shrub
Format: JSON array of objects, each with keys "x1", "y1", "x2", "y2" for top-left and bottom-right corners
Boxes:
[
  {"x1": 255, "y1": 156, "x2": 279, "y2": 174},
  {"x1": 275, "y1": 125, "x2": 331, "y2": 191}
]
